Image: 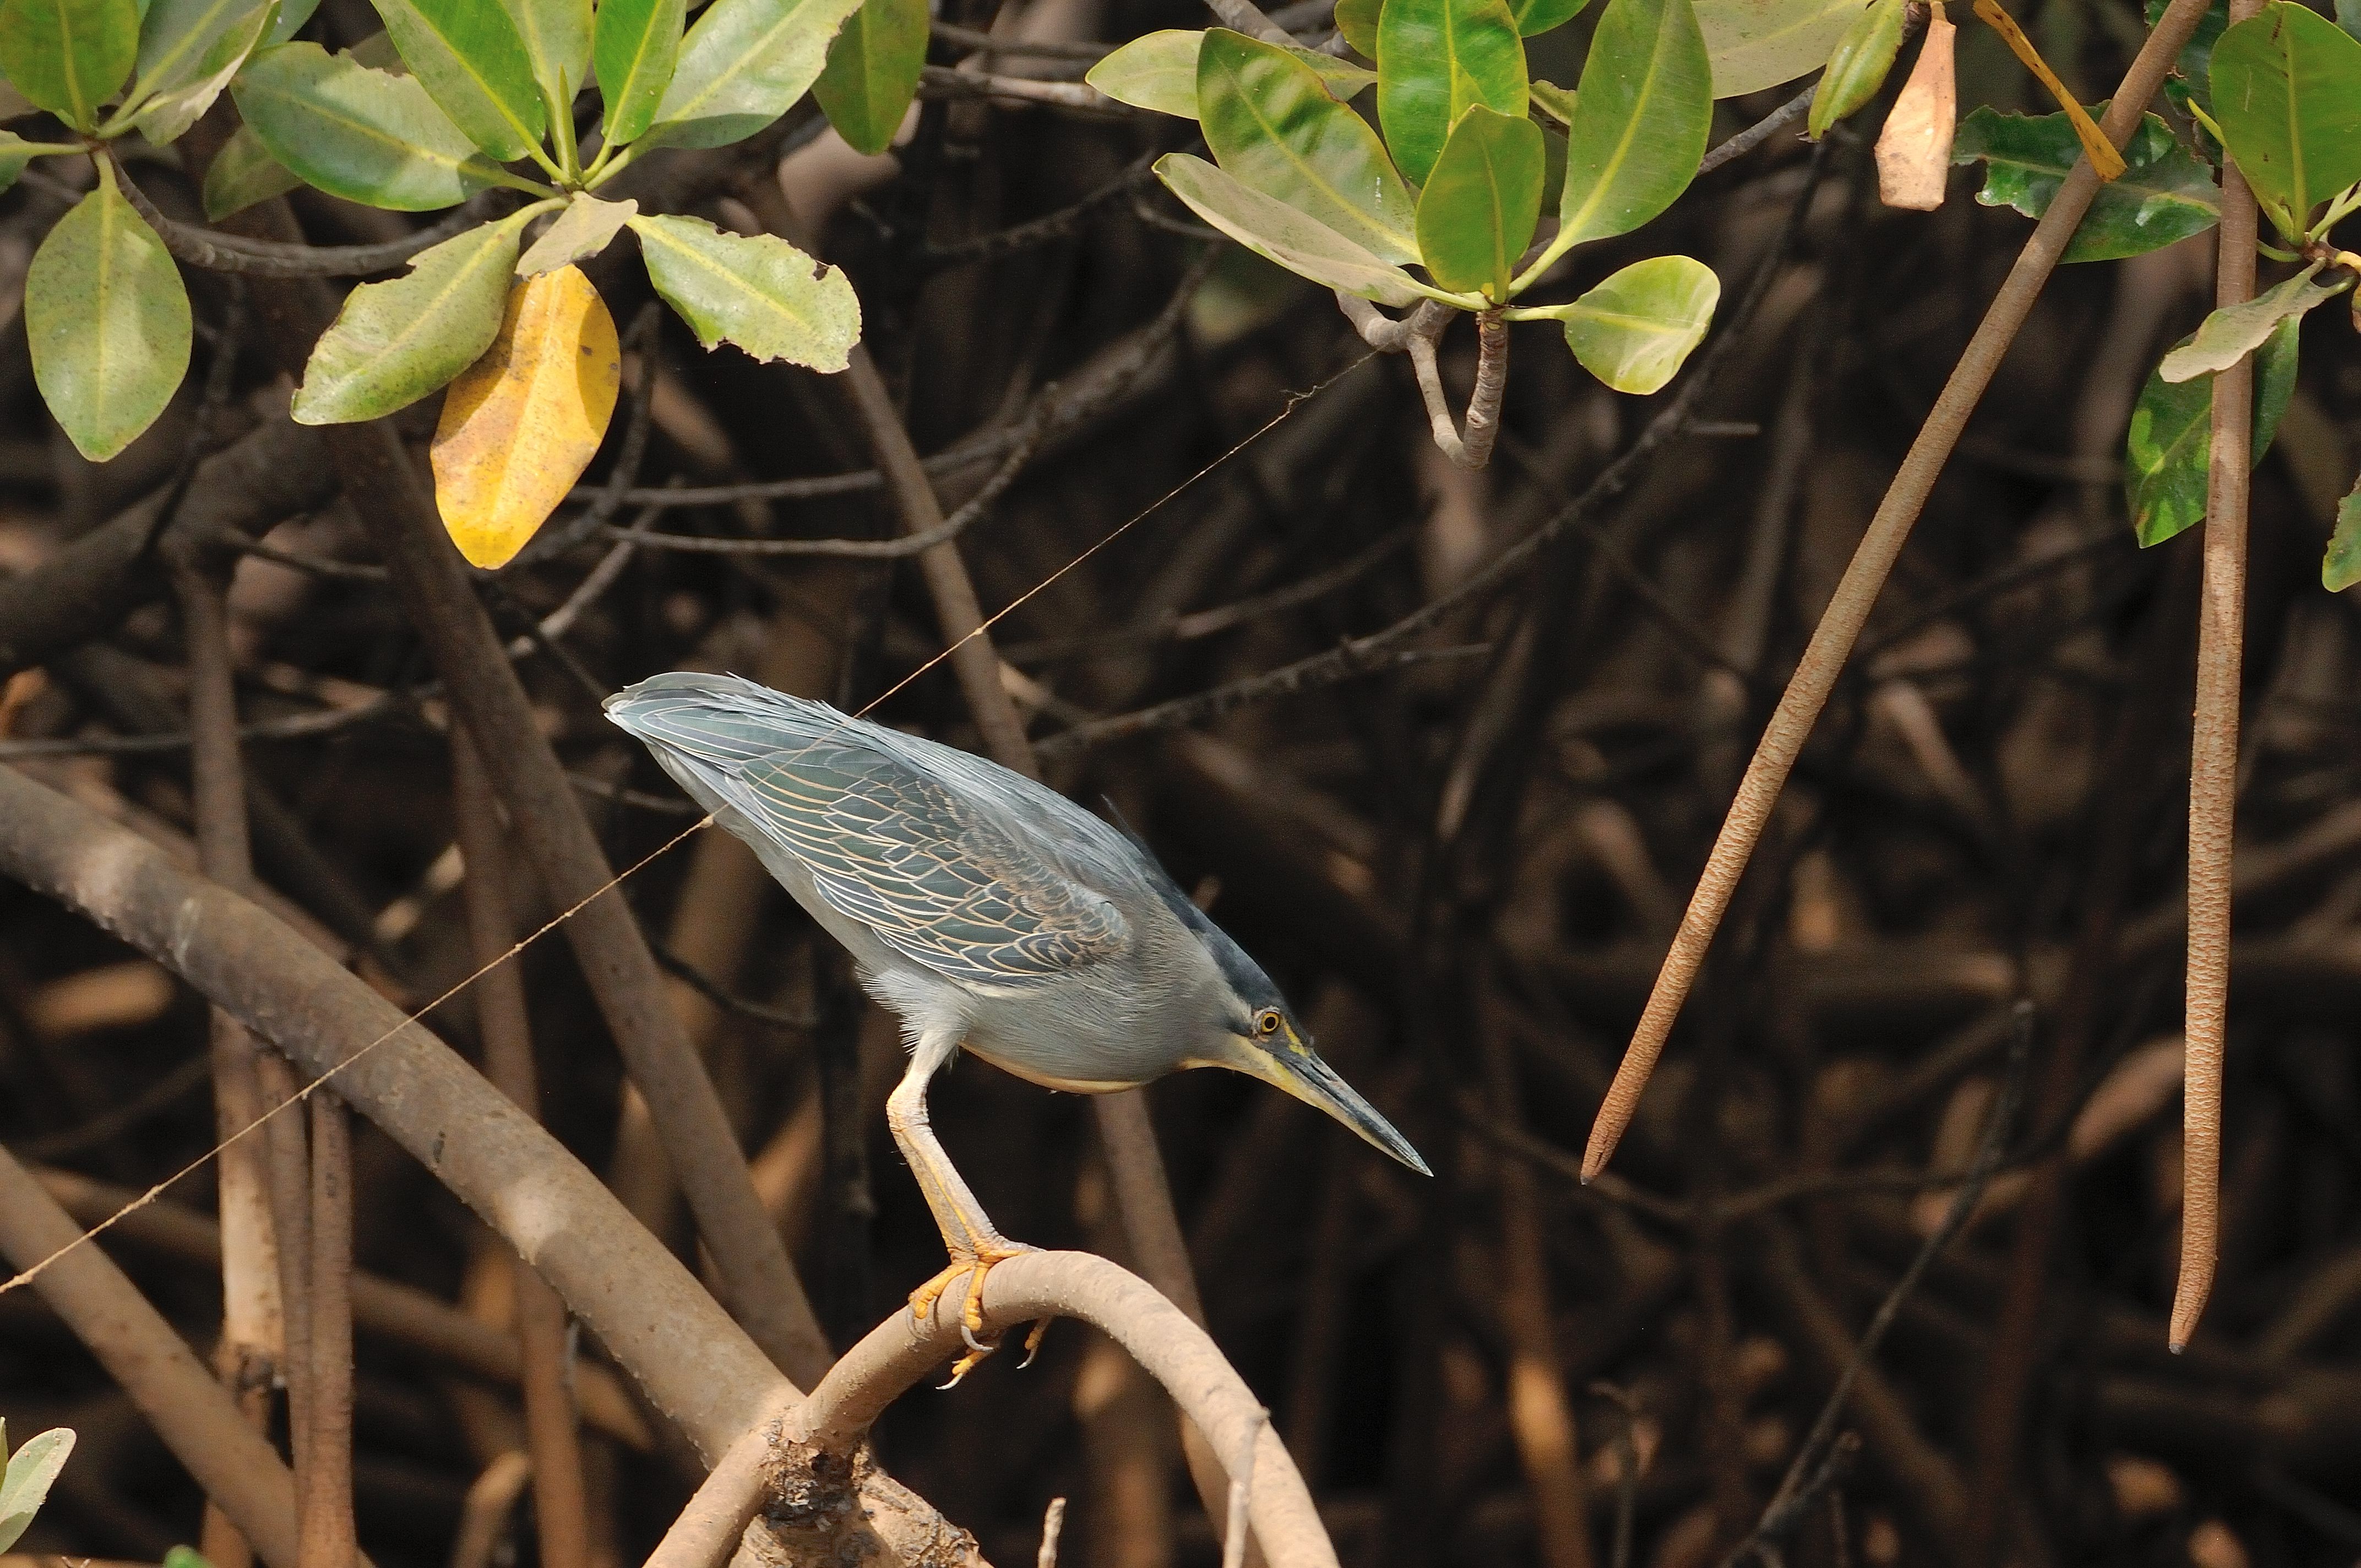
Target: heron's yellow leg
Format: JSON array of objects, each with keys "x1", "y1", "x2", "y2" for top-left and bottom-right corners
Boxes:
[{"x1": 888, "y1": 1043, "x2": 1038, "y2": 1371}]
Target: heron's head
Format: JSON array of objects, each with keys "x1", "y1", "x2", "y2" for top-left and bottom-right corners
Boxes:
[{"x1": 1184, "y1": 920, "x2": 1431, "y2": 1177}]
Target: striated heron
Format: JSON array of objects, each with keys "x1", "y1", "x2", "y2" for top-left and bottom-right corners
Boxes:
[{"x1": 607, "y1": 672, "x2": 1428, "y2": 1373}]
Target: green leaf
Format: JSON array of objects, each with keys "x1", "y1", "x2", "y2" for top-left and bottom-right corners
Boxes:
[
  {"x1": 2208, "y1": 0, "x2": 2361, "y2": 226},
  {"x1": 508, "y1": 0, "x2": 590, "y2": 99},
  {"x1": 1087, "y1": 29, "x2": 1375, "y2": 117},
  {"x1": 234, "y1": 41, "x2": 504, "y2": 210},
  {"x1": 25, "y1": 162, "x2": 191, "y2": 462},
  {"x1": 1694, "y1": 0, "x2": 1865, "y2": 97},
  {"x1": 0, "y1": 127, "x2": 78, "y2": 195},
  {"x1": 369, "y1": 0, "x2": 546, "y2": 161},
  {"x1": 125, "y1": 0, "x2": 274, "y2": 143},
  {"x1": 1511, "y1": 0, "x2": 1592, "y2": 35},
  {"x1": 1528, "y1": 75, "x2": 1575, "y2": 121},
  {"x1": 644, "y1": 0, "x2": 867, "y2": 149},
  {"x1": 267, "y1": 0, "x2": 315, "y2": 40},
  {"x1": 1200, "y1": 28, "x2": 1418, "y2": 264},
  {"x1": 2325, "y1": 472, "x2": 2361, "y2": 591},
  {"x1": 1086, "y1": 29, "x2": 1201, "y2": 115},
  {"x1": 0, "y1": 0, "x2": 139, "y2": 128},
  {"x1": 1336, "y1": 0, "x2": 1381, "y2": 55},
  {"x1": 0, "y1": 1427, "x2": 75, "y2": 1555},
  {"x1": 2159, "y1": 265, "x2": 2347, "y2": 383},
  {"x1": 293, "y1": 208, "x2": 534, "y2": 423},
  {"x1": 813, "y1": 0, "x2": 924, "y2": 154},
  {"x1": 631, "y1": 211, "x2": 861, "y2": 369},
  {"x1": 1416, "y1": 104, "x2": 1542, "y2": 298},
  {"x1": 1377, "y1": 0, "x2": 1527, "y2": 184},
  {"x1": 2126, "y1": 317, "x2": 2299, "y2": 547},
  {"x1": 1805, "y1": 0, "x2": 1898, "y2": 137},
  {"x1": 1530, "y1": 253, "x2": 1718, "y2": 392},
  {"x1": 1556, "y1": 0, "x2": 1710, "y2": 246},
  {"x1": 201, "y1": 120, "x2": 302, "y2": 216},
  {"x1": 161, "y1": 1549, "x2": 214, "y2": 1568},
  {"x1": 1952, "y1": 105, "x2": 2221, "y2": 263},
  {"x1": 1154, "y1": 150, "x2": 1433, "y2": 305},
  {"x1": 591, "y1": 0, "x2": 682, "y2": 143},
  {"x1": 517, "y1": 190, "x2": 635, "y2": 273}
]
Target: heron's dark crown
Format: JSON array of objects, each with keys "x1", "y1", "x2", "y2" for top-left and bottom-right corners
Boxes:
[{"x1": 1130, "y1": 853, "x2": 1288, "y2": 1017}]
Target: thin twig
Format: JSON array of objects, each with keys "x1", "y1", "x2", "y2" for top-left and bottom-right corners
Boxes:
[
  {"x1": 1580, "y1": 0, "x2": 2221, "y2": 1180},
  {"x1": 110, "y1": 153, "x2": 494, "y2": 276}
]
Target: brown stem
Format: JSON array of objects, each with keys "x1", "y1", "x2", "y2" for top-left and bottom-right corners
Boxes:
[
  {"x1": 454, "y1": 735, "x2": 594, "y2": 1568},
  {"x1": 1580, "y1": 0, "x2": 2221, "y2": 1180},
  {"x1": 1402, "y1": 311, "x2": 1508, "y2": 470},
  {"x1": 0, "y1": 1144, "x2": 309, "y2": 1568},
  {"x1": 301, "y1": 1091, "x2": 357, "y2": 1568},
  {"x1": 1483, "y1": 1028, "x2": 1596, "y2": 1568},
  {"x1": 226, "y1": 194, "x2": 833, "y2": 1387},
  {"x1": 2174, "y1": 8, "x2": 2262, "y2": 1349},
  {"x1": 28, "y1": 1164, "x2": 651, "y2": 1450},
  {"x1": 171, "y1": 559, "x2": 282, "y2": 1568}
]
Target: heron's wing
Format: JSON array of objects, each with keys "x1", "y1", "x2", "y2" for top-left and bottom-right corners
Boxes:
[{"x1": 721, "y1": 743, "x2": 1130, "y2": 989}]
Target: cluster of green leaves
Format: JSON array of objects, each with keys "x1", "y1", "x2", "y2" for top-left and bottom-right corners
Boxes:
[
  {"x1": 0, "y1": 1420, "x2": 74, "y2": 1553},
  {"x1": 232, "y1": 0, "x2": 867, "y2": 431},
  {"x1": 1090, "y1": 0, "x2": 1738, "y2": 396},
  {"x1": 0, "y1": 0, "x2": 879, "y2": 466}
]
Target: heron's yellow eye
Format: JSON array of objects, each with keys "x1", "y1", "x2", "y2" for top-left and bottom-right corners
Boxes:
[{"x1": 1256, "y1": 1011, "x2": 1282, "y2": 1037}]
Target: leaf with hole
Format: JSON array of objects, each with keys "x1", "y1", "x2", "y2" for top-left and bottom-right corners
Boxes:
[
  {"x1": 1524, "y1": 252, "x2": 1718, "y2": 392},
  {"x1": 2208, "y1": 0, "x2": 2361, "y2": 227},
  {"x1": 1200, "y1": 28, "x2": 1418, "y2": 264},
  {"x1": 1693, "y1": 0, "x2": 1865, "y2": 96},
  {"x1": 2125, "y1": 315, "x2": 2299, "y2": 547},
  {"x1": 1805, "y1": 0, "x2": 1898, "y2": 137},
  {"x1": 813, "y1": 0, "x2": 925, "y2": 154},
  {"x1": 1377, "y1": 0, "x2": 1527, "y2": 184},
  {"x1": 1555, "y1": 0, "x2": 1710, "y2": 247},
  {"x1": 235, "y1": 42, "x2": 505, "y2": 210},
  {"x1": 24, "y1": 162, "x2": 190, "y2": 462},
  {"x1": 0, "y1": 1426, "x2": 75, "y2": 1555},
  {"x1": 202, "y1": 121, "x2": 303, "y2": 217},
  {"x1": 1416, "y1": 104, "x2": 1542, "y2": 298},
  {"x1": 0, "y1": 0, "x2": 138, "y2": 128},
  {"x1": 125, "y1": 0, "x2": 275, "y2": 143},
  {"x1": 293, "y1": 208, "x2": 537, "y2": 424},
  {"x1": 1952, "y1": 104, "x2": 2220, "y2": 262},
  {"x1": 591, "y1": 0, "x2": 682, "y2": 143},
  {"x1": 2159, "y1": 266, "x2": 2347, "y2": 383},
  {"x1": 2325, "y1": 472, "x2": 2361, "y2": 591},
  {"x1": 632, "y1": 211, "x2": 862, "y2": 369},
  {"x1": 644, "y1": 0, "x2": 868, "y2": 149},
  {"x1": 369, "y1": 0, "x2": 546, "y2": 161},
  {"x1": 432, "y1": 266, "x2": 620, "y2": 569},
  {"x1": 1155, "y1": 151, "x2": 1433, "y2": 305}
]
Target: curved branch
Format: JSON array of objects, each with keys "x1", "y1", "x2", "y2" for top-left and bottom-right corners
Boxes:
[{"x1": 651, "y1": 1253, "x2": 1334, "y2": 1568}]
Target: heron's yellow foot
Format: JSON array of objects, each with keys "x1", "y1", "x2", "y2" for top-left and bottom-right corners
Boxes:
[{"x1": 902, "y1": 1246, "x2": 1034, "y2": 1341}]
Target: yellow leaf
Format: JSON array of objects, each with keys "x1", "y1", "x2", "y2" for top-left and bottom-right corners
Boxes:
[{"x1": 431, "y1": 265, "x2": 621, "y2": 569}]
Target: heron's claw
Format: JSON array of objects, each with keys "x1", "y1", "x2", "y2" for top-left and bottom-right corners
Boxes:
[
  {"x1": 1018, "y1": 1316, "x2": 1052, "y2": 1368},
  {"x1": 909, "y1": 1238, "x2": 1040, "y2": 1386}
]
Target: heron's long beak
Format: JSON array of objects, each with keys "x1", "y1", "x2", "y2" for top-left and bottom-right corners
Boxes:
[{"x1": 1242, "y1": 1045, "x2": 1431, "y2": 1176}]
